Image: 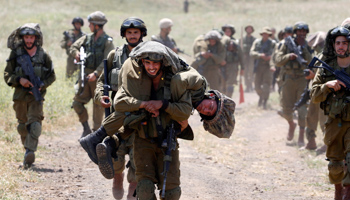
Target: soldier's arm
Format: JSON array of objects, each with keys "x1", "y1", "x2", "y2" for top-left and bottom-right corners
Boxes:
[
  {"x1": 95, "y1": 38, "x2": 115, "y2": 76},
  {"x1": 274, "y1": 41, "x2": 291, "y2": 66},
  {"x1": 41, "y1": 51, "x2": 56, "y2": 90},
  {"x1": 60, "y1": 32, "x2": 68, "y2": 49},
  {"x1": 94, "y1": 50, "x2": 115, "y2": 104},
  {"x1": 4, "y1": 51, "x2": 21, "y2": 87},
  {"x1": 69, "y1": 35, "x2": 87, "y2": 58},
  {"x1": 310, "y1": 68, "x2": 332, "y2": 103},
  {"x1": 249, "y1": 39, "x2": 262, "y2": 59},
  {"x1": 211, "y1": 43, "x2": 226, "y2": 64}
]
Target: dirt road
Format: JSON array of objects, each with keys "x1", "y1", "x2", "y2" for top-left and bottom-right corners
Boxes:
[{"x1": 20, "y1": 91, "x2": 332, "y2": 200}]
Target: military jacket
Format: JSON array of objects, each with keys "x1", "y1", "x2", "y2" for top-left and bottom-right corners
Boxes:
[
  {"x1": 250, "y1": 38, "x2": 276, "y2": 66},
  {"x1": 241, "y1": 35, "x2": 256, "y2": 55},
  {"x1": 95, "y1": 44, "x2": 130, "y2": 104},
  {"x1": 194, "y1": 41, "x2": 226, "y2": 70},
  {"x1": 114, "y1": 58, "x2": 192, "y2": 138},
  {"x1": 151, "y1": 34, "x2": 177, "y2": 50},
  {"x1": 311, "y1": 58, "x2": 350, "y2": 121},
  {"x1": 70, "y1": 31, "x2": 114, "y2": 76},
  {"x1": 274, "y1": 38, "x2": 312, "y2": 76},
  {"x1": 222, "y1": 35, "x2": 244, "y2": 69},
  {"x1": 60, "y1": 29, "x2": 85, "y2": 55},
  {"x1": 4, "y1": 46, "x2": 56, "y2": 100}
]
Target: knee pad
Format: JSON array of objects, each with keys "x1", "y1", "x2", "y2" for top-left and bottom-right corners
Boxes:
[
  {"x1": 328, "y1": 160, "x2": 344, "y2": 175},
  {"x1": 29, "y1": 122, "x2": 42, "y2": 139},
  {"x1": 164, "y1": 186, "x2": 181, "y2": 200},
  {"x1": 136, "y1": 179, "x2": 156, "y2": 200},
  {"x1": 17, "y1": 123, "x2": 28, "y2": 137},
  {"x1": 72, "y1": 101, "x2": 84, "y2": 114}
]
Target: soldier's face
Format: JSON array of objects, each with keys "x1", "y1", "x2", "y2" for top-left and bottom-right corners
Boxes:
[
  {"x1": 89, "y1": 23, "x2": 97, "y2": 32},
  {"x1": 196, "y1": 99, "x2": 217, "y2": 116},
  {"x1": 208, "y1": 39, "x2": 216, "y2": 46},
  {"x1": 334, "y1": 36, "x2": 349, "y2": 56},
  {"x1": 261, "y1": 33, "x2": 269, "y2": 40},
  {"x1": 162, "y1": 27, "x2": 171, "y2": 35},
  {"x1": 142, "y1": 59, "x2": 162, "y2": 77},
  {"x1": 296, "y1": 29, "x2": 307, "y2": 39},
  {"x1": 125, "y1": 28, "x2": 142, "y2": 44},
  {"x1": 246, "y1": 27, "x2": 253, "y2": 34},
  {"x1": 224, "y1": 28, "x2": 233, "y2": 37},
  {"x1": 23, "y1": 35, "x2": 36, "y2": 49},
  {"x1": 74, "y1": 22, "x2": 82, "y2": 30}
]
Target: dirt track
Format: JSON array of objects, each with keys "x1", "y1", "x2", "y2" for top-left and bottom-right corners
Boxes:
[{"x1": 20, "y1": 91, "x2": 333, "y2": 200}]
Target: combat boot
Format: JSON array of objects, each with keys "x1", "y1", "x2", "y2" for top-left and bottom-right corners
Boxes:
[
  {"x1": 287, "y1": 121, "x2": 296, "y2": 141},
  {"x1": 23, "y1": 149, "x2": 35, "y2": 169},
  {"x1": 334, "y1": 183, "x2": 343, "y2": 200},
  {"x1": 81, "y1": 121, "x2": 92, "y2": 139},
  {"x1": 298, "y1": 127, "x2": 305, "y2": 147},
  {"x1": 113, "y1": 172, "x2": 124, "y2": 200},
  {"x1": 96, "y1": 136, "x2": 118, "y2": 179},
  {"x1": 305, "y1": 137, "x2": 317, "y2": 150},
  {"x1": 79, "y1": 126, "x2": 107, "y2": 164},
  {"x1": 262, "y1": 99, "x2": 267, "y2": 110},
  {"x1": 127, "y1": 182, "x2": 137, "y2": 200}
]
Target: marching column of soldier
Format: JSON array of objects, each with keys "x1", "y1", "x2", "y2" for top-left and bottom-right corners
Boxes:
[{"x1": 5, "y1": 9, "x2": 350, "y2": 200}]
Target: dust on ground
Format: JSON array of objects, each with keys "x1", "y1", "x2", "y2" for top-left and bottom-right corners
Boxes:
[{"x1": 18, "y1": 91, "x2": 333, "y2": 200}]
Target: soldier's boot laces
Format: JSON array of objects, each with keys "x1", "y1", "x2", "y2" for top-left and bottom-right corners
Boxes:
[
  {"x1": 112, "y1": 172, "x2": 124, "y2": 200},
  {"x1": 96, "y1": 136, "x2": 117, "y2": 179},
  {"x1": 23, "y1": 149, "x2": 35, "y2": 169},
  {"x1": 79, "y1": 126, "x2": 107, "y2": 164},
  {"x1": 298, "y1": 128, "x2": 305, "y2": 147},
  {"x1": 334, "y1": 183, "x2": 343, "y2": 200},
  {"x1": 287, "y1": 121, "x2": 296, "y2": 141},
  {"x1": 81, "y1": 121, "x2": 92, "y2": 139},
  {"x1": 305, "y1": 137, "x2": 317, "y2": 150},
  {"x1": 127, "y1": 182, "x2": 137, "y2": 200}
]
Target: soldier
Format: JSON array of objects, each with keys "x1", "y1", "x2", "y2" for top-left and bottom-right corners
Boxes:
[
  {"x1": 151, "y1": 18, "x2": 178, "y2": 53},
  {"x1": 70, "y1": 11, "x2": 114, "y2": 138},
  {"x1": 241, "y1": 25, "x2": 256, "y2": 92},
  {"x1": 270, "y1": 27, "x2": 279, "y2": 43},
  {"x1": 60, "y1": 17, "x2": 85, "y2": 78},
  {"x1": 275, "y1": 22, "x2": 312, "y2": 146},
  {"x1": 250, "y1": 27, "x2": 276, "y2": 109},
  {"x1": 93, "y1": 17, "x2": 147, "y2": 200},
  {"x1": 310, "y1": 26, "x2": 350, "y2": 200},
  {"x1": 221, "y1": 24, "x2": 244, "y2": 98},
  {"x1": 4, "y1": 23, "x2": 56, "y2": 169},
  {"x1": 193, "y1": 30, "x2": 226, "y2": 91}
]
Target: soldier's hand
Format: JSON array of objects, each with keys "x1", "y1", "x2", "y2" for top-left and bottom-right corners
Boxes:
[
  {"x1": 87, "y1": 72, "x2": 97, "y2": 82},
  {"x1": 67, "y1": 41, "x2": 73, "y2": 47},
  {"x1": 19, "y1": 78, "x2": 34, "y2": 88},
  {"x1": 220, "y1": 60, "x2": 227, "y2": 66},
  {"x1": 100, "y1": 96, "x2": 111, "y2": 108},
  {"x1": 305, "y1": 69, "x2": 315, "y2": 80},
  {"x1": 201, "y1": 52, "x2": 211, "y2": 59},
  {"x1": 270, "y1": 67, "x2": 276, "y2": 72},
  {"x1": 177, "y1": 120, "x2": 189, "y2": 132},
  {"x1": 289, "y1": 53, "x2": 298, "y2": 60},
  {"x1": 75, "y1": 52, "x2": 80, "y2": 62},
  {"x1": 326, "y1": 80, "x2": 346, "y2": 91},
  {"x1": 145, "y1": 100, "x2": 163, "y2": 110}
]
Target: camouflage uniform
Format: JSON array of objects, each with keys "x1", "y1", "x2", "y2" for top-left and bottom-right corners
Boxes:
[
  {"x1": 70, "y1": 31, "x2": 114, "y2": 131},
  {"x1": 60, "y1": 28, "x2": 85, "y2": 78},
  {"x1": 241, "y1": 33, "x2": 256, "y2": 92},
  {"x1": 151, "y1": 33, "x2": 177, "y2": 50},
  {"x1": 114, "y1": 41, "x2": 193, "y2": 200},
  {"x1": 250, "y1": 33, "x2": 276, "y2": 106},
  {"x1": 221, "y1": 34, "x2": 244, "y2": 97},
  {"x1": 4, "y1": 23, "x2": 56, "y2": 165}
]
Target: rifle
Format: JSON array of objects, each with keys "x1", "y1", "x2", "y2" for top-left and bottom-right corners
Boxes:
[
  {"x1": 17, "y1": 54, "x2": 44, "y2": 103},
  {"x1": 75, "y1": 46, "x2": 87, "y2": 89},
  {"x1": 284, "y1": 36, "x2": 307, "y2": 66},
  {"x1": 293, "y1": 69, "x2": 312, "y2": 110},
  {"x1": 176, "y1": 48, "x2": 191, "y2": 57},
  {"x1": 103, "y1": 59, "x2": 111, "y2": 117},
  {"x1": 308, "y1": 56, "x2": 350, "y2": 90},
  {"x1": 63, "y1": 31, "x2": 75, "y2": 44},
  {"x1": 161, "y1": 121, "x2": 177, "y2": 199}
]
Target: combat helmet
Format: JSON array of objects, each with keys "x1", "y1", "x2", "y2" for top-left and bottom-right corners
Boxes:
[
  {"x1": 293, "y1": 21, "x2": 309, "y2": 34},
  {"x1": 72, "y1": 17, "x2": 84, "y2": 26},
  {"x1": 284, "y1": 26, "x2": 293, "y2": 34},
  {"x1": 204, "y1": 30, "x2": 222, "y2": 41},
  {"x1": 7, "y1": 23, "x2": 43, "y2": 50},
  {"x1": 221, "y1": 24, "x2": 236, "y2": 36},
  {"x1": 120, "y1": 17, "x2": 147, "y2": 37},
  {"x1": 201, "y1": 90, "x2": 236, "y2": 139},
  {"x1": 323, "y1": 26, "x2": 350, "y2": 58},
  {"x1": 159, "y1": 18, "x2": 173, "y2": 29},
  {"x1": 87, "y1": 11, "x2": 108, "y2": 25}
]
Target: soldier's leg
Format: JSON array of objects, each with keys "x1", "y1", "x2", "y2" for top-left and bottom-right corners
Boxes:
[
  {"x1": 92, "y1": 101, "x2": 104, "y2": 131},
  {"x1": 225, "y1": 64, "x2": 237, "y2": 98},
  {"x1": 102, "y1": 111, "x2": 126, "y2": 137},
  {"x1": 66, "y1": 56, "x2": 76, "y2": 78},
  {"x1": 126, "y1": 139, "x2": 137, "y2": 200},
  {"x1": 254, "y1": 68, "x2": 263, "y2": 106},
  {"x1": 279, "y1": 78, "x2": 297, "y2": 140},
  {"x1": 305, "y1": 102, "x2": 319, "y2": 150},
  {"x1": 134, "y1": 135, "x2": 158, "y2": 200},
  {"x1": 110, "y1": 141, "x2": 127, "y2": 199},
  {"x1": 261, "y1": 67, "x2": 272, "y2": 109},
  {"x1": 296, "y1": 78, "x2": 308, "y2": 146},
  {"x1": 74, "y1": 79, "x2": 92, "y2": 137},
  {"x1": 316, "y1": 108, "x2": 328, "y2": 154},
  {"x1": 13, "y1": 100, "x2": 28, "y2": 146}
]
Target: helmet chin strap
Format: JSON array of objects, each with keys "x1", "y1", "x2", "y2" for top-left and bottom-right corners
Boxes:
[{"x1": 127, "y1": 37, "x2": 143, "y2": 47}]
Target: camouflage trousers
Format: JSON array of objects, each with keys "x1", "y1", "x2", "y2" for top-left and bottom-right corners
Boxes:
[
  {"x1": 243, "y1": 54, "x2": 254, "y2": 91},
  {"x1": 134, "y1": 134, "x2": 180, "y2": 191},
  {"x1": 73, "y1": 80, "x2": 104, "y2": 131},
  {"x1": 306, "y1": 101, "x2": 327, "y2": 140},
  {"x1": 324, "y1": 118, "x2": 350, "y2": 185},
  {"x1": 113, "y1": 134, "x2": 136, "y2": 183},
  {"x1": 280, "y1": 75, "x2": 307, "y2": 127},
  {"x1": 13, "y1": 98, "x2": 44, "y2": 151},
  {"x1": 254, "y1": 63, "x2": 271, "y2": 100}
]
